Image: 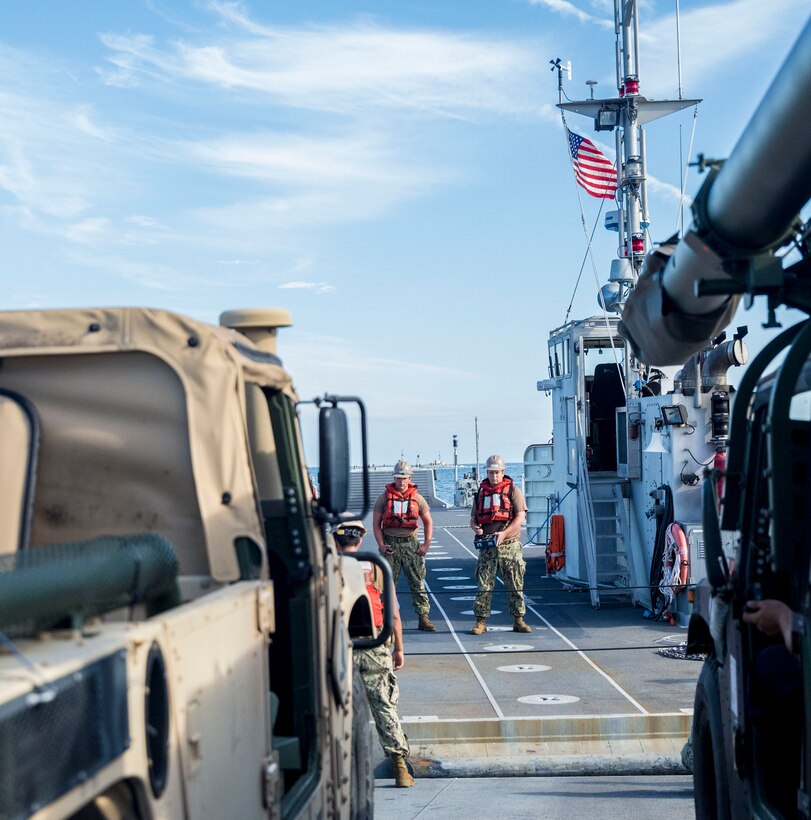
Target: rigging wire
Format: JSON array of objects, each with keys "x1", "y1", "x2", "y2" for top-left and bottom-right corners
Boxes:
[
  {"x1": 558, "y1": 110, "x2": 624, "y2": 391},
  {"x1": 675, "y1": 105, "x2": 700, "y2": 236},
  {"x1": 404, "y1": 644, "x2": 686, "y2": 658},
  {"x1": 522, "y1": 485, "x2": 575, "y2": 546},
  {"x1": 560, "y1": 112, "x2": 616, "y2": 325},
  {"x1": 419, "y1": 582, "x2": 695, "y2": 596}
]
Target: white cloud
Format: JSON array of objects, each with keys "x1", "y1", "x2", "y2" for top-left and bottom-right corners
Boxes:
[
  {"x1": 278, "y1": 281, "x2": 335, "y2": 294},
  {"x1": 639, "y1": 0, "x2": 811, "y2": 98},
  {"x1": 126, "y1": 214, "x2": 160, "y2": 227},
  {"x1": 284, "y1": 332, "x2": 477, "y2": 417},
  {"x1": 528, "y1": 0, "x2": 613, "y2": 28},
  {"x1": 68, "y1": 106, "x2": 117, "y2": 141},
  {"x1": 99, "y1": 14, "x2": 545, "y2": 120},
  {"x1": 64, "y1": 250, "x2": 201, "y2": 291},
  {"x1": 184, "y1": 131, "x2": 437, "y2": 190}
]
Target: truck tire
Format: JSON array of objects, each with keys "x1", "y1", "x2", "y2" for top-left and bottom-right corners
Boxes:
[
  {"x1": 350, "y1": 671, "x2": 375, "y2": 820},
  {"x1": 692, "y1": 657, "x2": 730, "y2": 820}
]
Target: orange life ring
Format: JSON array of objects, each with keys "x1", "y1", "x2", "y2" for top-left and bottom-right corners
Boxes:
[
  {"x1": 546, "y1": 514, "x2": 565, "y2": 574},
  {"x1": 664, "y1": 522, "x2": 689, "y2": 593}
]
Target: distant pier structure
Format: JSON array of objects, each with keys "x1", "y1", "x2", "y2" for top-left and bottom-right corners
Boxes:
[{"x1": 347, "y1": 466, "x2": 448, "y2": 511}]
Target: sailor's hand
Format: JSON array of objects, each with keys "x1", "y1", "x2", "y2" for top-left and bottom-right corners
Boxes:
[
  {"x1": 743, "y1": 599, "x2": 792, "y2": 647},
  {"x1": 379, "y1": 543, "x2": 393, "y2": 555},
  {"x1": 472, "y1": 526, "x2": 483, "y2": 536},
  {"x1": 494, "y1": 531, "x2": 504, "y2": 547},
  {"x1": 416, "y1": 543, "x2": 429, "y2": 556},
  {"x1": 392, "y1": 648, "x2": 404, "y2": 670}
]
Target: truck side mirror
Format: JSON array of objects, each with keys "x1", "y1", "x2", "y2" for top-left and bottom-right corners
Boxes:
[
  {"x1": 703, "y1": 471, "x2": 730, "y2": 590},
  {"x1": 318, "y1": 405, "x2": 350, "y2": 515}
]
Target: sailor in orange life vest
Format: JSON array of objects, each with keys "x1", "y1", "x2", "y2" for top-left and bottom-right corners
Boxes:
[
  {"x1": 469, "y1": 454, "x2": 532, "y2": 634},
  {"x1": 333, "y1": 520, "x2": 414, "y2": 788},
  {"x1": 373, "y1": 460, "x2": 436, "y2": 631}
]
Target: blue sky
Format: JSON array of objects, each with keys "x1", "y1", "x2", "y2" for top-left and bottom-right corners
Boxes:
[{"x1": 2, "y1": 0, "x2": 808, "y2": 464}]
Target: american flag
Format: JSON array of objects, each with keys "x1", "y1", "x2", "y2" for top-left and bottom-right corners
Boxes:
[{"x1": 567, "y1": 128, "x2": 618, "y2": 200}]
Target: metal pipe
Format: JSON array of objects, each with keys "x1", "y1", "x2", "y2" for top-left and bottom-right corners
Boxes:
[{"x1": 620, "y1": 19, "x2": 811, "y2": 365}]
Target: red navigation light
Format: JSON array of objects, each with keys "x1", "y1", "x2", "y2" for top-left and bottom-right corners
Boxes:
[
  {"x1": 623, "y1": 76, "x2": 640, "y2": 95},
  {"x1": 631, "y1": 235, "x2": 645, "y2": 254}
]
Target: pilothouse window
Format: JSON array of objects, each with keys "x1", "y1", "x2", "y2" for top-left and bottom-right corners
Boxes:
[
  {"x1": 550, "y1": 338, "x2": 571, "y2": 379},
  {"x1": 583, "y1": 338, "x2": 624, "y2": 378}
]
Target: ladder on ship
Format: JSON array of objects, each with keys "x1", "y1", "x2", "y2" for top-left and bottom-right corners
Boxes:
[{"x1": 576, "y1": 451, "x2": 631, "y2": 608}]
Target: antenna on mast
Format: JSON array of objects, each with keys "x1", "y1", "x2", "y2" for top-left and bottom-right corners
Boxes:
[
  {"x1": 550, "y1": 58, "x2": 572, "y2": 104},
  {"x1": 474, "y1": 417, "x2": 480, "y2": 481},
  {"x1": 453, "y1": 434, "x2": 459, "y2": 505}
]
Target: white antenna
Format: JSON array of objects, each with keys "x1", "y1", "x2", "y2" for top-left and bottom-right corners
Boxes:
[
  {"x1": 675, "y1": 0, "x2": 683, "y2": 99},
  {"x1": 474, "y1": 417, "x2": 480, "y2": 481}
]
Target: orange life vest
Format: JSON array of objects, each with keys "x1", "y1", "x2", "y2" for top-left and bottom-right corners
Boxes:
[
  {"x1": 361, "y1": 561, "x2": 385, "y2": 629},
  {"x1": 381, "y1": 483, "x2": 419, "y2": 530},
  {"x1": 476, "y1": 476, "x2": 514, "y2": 525}
]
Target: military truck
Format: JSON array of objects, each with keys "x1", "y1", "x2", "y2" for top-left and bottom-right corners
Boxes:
[
  {"x1": 621, "y1": 17, "x2": 811, "y2": 820},
  {"x1": 0, "y1": 305, "x2": 390, "y2": 819}
]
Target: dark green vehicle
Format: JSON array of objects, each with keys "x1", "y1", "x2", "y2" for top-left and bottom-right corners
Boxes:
[{"x1": 620, "y1": 16, "x2": 811, "y2": 820}]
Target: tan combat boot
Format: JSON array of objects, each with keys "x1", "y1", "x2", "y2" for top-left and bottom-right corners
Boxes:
[
  {"x1": 513, "y1": 617, "x2": 532, "y2": 633},
  {"x1": 471, "y1": 618, "x2": 487, "y2": 635},
  {"x1": 391, "y1": 754, "x2": 415, "y2": 787},
  {"x1": 418, "y1": 614, "x2": 436, "y2": 632}
]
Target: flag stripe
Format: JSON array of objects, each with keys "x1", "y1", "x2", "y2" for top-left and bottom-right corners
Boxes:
[{"x1": 566, "y1": 127, "x2": 618, "y2": 199}]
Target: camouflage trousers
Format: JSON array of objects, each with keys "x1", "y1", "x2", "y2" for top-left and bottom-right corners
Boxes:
[
  {"x1": 474, "y1": 538, "x2": 527, "y2": 618},
  {"x1": 384, "y1": 535, "x2": 430, "y2": 616},
  {"x1": 354, "y1": 644, "x2": 410, "y2": 758}
]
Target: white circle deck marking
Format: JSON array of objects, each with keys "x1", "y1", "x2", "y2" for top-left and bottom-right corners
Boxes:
[
  {"x1": 518, "y1": 694, "x2": 580, "y2": 705},
  {"x1": 498, "y1": 664, "x2": 551, "y2": 673},
  {"x1": 450, "y1": 595, "x2": 476, "y2": 601},
  {"x1": 483, "y1": 643, "x2": 534, "y2": 652},
  {"x1": 425, "y1": 556, "x2": 455, "y2": 560},
  {"x1": 432, "y1": 567, "x2": 462, "y2": 572},
  {"x1": 485, "y1": 626, "x2": 514, "y2": 632},
  {"x1": 438, "y1": 576, "x2": 470, "y2": 581},
  {"x1": 443, "y1": 584, "x2": 478, "y2": 590},
  {"x1": 657, "y1": 635, "x2": 687, "y2": 644},
  {"x1": 461, "y1": 609, "x2": 501, "y2": 616}
]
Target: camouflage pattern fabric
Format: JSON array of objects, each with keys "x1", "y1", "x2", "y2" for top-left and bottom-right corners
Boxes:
[
  {"x1": 354, "y1": 644, "x2": 410, "y2": 757},
  {"x1": 473, "y1": 538, "x2": 526, "y2": 618},
  {"x1": 383, "y1": 535, "x2": 430, "y2": 616}
]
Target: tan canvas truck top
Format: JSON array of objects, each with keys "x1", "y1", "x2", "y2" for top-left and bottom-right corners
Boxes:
[
  {"x1": 0, "y1": 392, "x2": 36, "y2": 553},
  {"x1": 0, "y1": 307, "x2": 297, "y2": 582}
]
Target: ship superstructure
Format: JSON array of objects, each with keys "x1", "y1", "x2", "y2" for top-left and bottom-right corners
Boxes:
[{"x1": 530, "y1": 0, "x2": 746, "y2": 623}]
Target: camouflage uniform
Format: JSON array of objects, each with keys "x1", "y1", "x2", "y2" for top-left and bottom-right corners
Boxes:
[
  {"x1": 473, "y1": 538, "x2": 527, "y2": 618},
  {"x1": 384, "y1": 534, "x2": 430, "y2": 616},
  {"x1": 354, "y1": 644, "x2": 410, "y2": 757}
]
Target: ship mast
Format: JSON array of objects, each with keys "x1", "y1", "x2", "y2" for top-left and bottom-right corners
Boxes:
[{"x1": 557, "y1": 0, "x2": 700, "y2": 313}]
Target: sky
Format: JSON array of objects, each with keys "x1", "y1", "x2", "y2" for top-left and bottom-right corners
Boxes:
[{"x1": 1, "y1": 0, "x2": 809, "y2": 465}]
